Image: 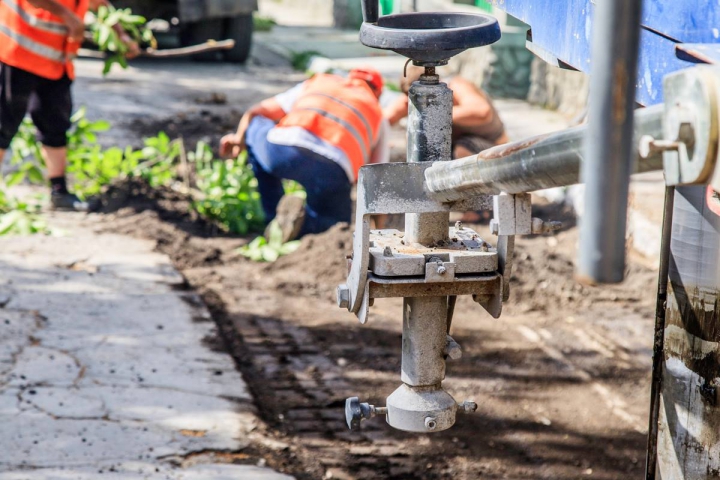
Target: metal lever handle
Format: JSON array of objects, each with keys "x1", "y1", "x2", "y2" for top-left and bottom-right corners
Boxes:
[{"x1": 361, "y1": 0, "x2": 379, "y2": 23}]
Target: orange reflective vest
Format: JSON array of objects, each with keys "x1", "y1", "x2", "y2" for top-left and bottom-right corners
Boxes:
[
  {"x1": 0, "y1": 0, "x2": 89, "y2": 80},
  {"x1": 277, "y1": 74, "x2": 383, "y2": 180}
]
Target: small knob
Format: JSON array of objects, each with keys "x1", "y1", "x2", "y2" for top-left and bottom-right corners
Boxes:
[{"x1": 345, "y1": 397, "x2": 385, "y2": 430}]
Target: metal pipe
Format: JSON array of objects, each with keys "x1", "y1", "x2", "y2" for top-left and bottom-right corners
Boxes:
[
  {"x1": 644, "y1": 186, "x2": 675, "y2": 480},
  {"x1": 405, "y1": 73, "x2": 453, "y2": 245},
  {"x1": 401, "y1": 297, "x2": 448, "y2": 386},
  {"x1": 425, "y1": 105, "x2": 664, "y2": 202},
  {"x1": 578, "y1": 0, "x2": 644, "y2": 284}
]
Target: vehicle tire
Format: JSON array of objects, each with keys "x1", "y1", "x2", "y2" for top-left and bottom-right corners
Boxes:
[
  {"x1": 181, "y1": 18, "x2": 224, "y2": 62},
  {"x1": 223, "y1": 13, "x2": 253, "y2": 64}
]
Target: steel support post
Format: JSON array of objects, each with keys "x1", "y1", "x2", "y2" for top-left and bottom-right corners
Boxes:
[
  {"x1": 386, "y1": 70, "x2": 458, "y2": 433},
  {"x1": 577, "y1": 0, "x2": 643, "y2": 284}
]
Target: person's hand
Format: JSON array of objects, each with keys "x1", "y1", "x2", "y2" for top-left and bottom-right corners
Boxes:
[
  {"x1": 220, "y1": 133, "x2": 245, "y2": 158},
  {"x1": 61, "y1": 11, "x2": 85, "y2": 43},
  {"x1": 120, "y1": 34, "x2": 141, "y2": 59}
]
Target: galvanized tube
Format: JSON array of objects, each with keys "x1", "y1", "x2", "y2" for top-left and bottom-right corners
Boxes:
[
  {"x1": 424, "y1": 105, "x2": 663, "y2": 201},
  {"x1": 644, "y1": 186, "x2": 675, "y2": 480},
  {"x1": 401, "y1": 77, "x2": 452, "y2": 392},
  {"x1": 405, "y1": 75, "x2": 453, "y2": 245},
  {"x1": 401, "y1": 297, "x2": 448, "y2": 386},
  {"x1": 578, "y1": 0, "x2": 644, "y2": 284}
]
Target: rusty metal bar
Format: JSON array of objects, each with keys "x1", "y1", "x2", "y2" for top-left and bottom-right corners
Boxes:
[
  {"x1": 424, "y1": 104, "x2": 663, "y2": 201},
  {"x1": 644, "y1": 186, "x2": 676, "y2": 480}
]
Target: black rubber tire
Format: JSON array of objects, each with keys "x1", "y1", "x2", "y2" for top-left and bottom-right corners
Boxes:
[
  {"x1": 181, "y1": 18, "x2": 224, "y2": 62},
  {"x1": 223, "y1": 13, "x2": 253, "y2": 64}
]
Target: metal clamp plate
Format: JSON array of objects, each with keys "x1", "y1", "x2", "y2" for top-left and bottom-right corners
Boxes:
[{"x1": 368, "y1": 228, "x2": 497, "y2": 277}]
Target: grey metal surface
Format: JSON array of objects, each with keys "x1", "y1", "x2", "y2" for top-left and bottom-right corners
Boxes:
[
  {"x1": 401, "y1": 297, "x2": 448, "y2": 386},
  {"x1": 662, "y1": 67, "x2": 720, "y2": 187},
  {"x1": 368, "y1": 228, "x2": 497, "y2": 277},
  {"x1": 359, "y1": 12, "x2": 500, "y2": 64},
  {"x1": 577, "y1": 0, "x2": 644, "y2": 284},
  {"x1": 385, "y1": 384, "x2": 458, "y2": 432},
  {"x1": 424, "y1": 105, "x2": 664, "y2": 202},
  {"x1": 655, "y1": 186, "x2": 720, "y2": 478},
  {"x1": 405, "y1": 77, "x2": 453, "y2": 246},
  {"x1": 368, "y1": 273, "x2": 499, "y2": 299}
]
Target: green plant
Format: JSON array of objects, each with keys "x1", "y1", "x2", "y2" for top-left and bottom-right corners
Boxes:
[
  {"x1": 253, "y1": 14, "x2": 276, "y2": 32},
  {"x1": 89, "y1": 5, "x2": 156, "y2": 75},
  {"x1": 0, "y1": 187, "x2": 50, "y2": 236},
  {"x1": 290, "y1": 50, "x2": 321, "y2": 71},
  {"x1": 192, "y1": 144, "x2": 265, "y2": 235},
  {"x1": 237, "y1": 222, "x2": 300, "y2": 262}
]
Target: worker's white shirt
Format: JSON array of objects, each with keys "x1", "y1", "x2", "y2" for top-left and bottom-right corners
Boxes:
[{"x1": 267, "y1": 81, "x2": 390, "y2": 182}]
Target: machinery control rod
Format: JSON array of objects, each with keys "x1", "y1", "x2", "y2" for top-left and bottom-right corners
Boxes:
[{"x1": 424, "y1": 105, "x2": 664, "y2": 201}]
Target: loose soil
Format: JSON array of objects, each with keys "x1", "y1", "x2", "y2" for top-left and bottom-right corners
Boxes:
[{"x1": 96, "y1": 181, "x2": 657, "y2": 480}]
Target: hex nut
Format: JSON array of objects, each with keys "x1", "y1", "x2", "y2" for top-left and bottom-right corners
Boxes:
[{"x1": 336, "y1": 284, "x2": 350, "y2": 309}]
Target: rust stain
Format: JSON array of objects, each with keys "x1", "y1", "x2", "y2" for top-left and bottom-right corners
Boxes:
[
  {"x1": 612, "y1": 62, "x2": 628, "y2": 125},
  {"x1": 476, "y1": 134, "x2": 552, "y2": 161},
  {"x1": 180, "y1": 429, "x2": 208, "y2": 437}
]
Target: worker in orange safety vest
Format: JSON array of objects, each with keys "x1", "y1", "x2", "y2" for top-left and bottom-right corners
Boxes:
[
  {"x1": 221, "y1": 68, "x2": 389, "y2": 242},
  {"x1": 0, "y1": 0, "x2": 139, "y2": 210}
]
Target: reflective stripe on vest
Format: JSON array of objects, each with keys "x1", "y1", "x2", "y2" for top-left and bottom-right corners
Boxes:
[
  {"x1": 0, "y1": 0, "x2": 87, "y2": 79},
  {"x1": 303, "y1": 92, "x2": 376, "y2": 147},
  {"x1": 0, "y1": 22, "x2": 64, "y2": 62},
  {"x1": 277, "y1": 74, "x2": 382, "y2": 180},
  {"x1": 293, "y1": 106, "x2": 371, "y2": 161},
  {"x1": 3, "y1": 0, "x2": 68, "y2": 35}
]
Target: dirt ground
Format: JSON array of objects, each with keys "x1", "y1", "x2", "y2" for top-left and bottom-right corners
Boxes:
[{"x1": 90, "y1": 179, "x2": 657, "y2": 480}]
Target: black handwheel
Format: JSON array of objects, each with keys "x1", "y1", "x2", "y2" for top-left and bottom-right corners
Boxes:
[
  {"x1": 181, "y1": 18, "x2": 224, "y2": 62},
  {"x1": 223, "y1": 13, "x2": 254, "y2": 64}
]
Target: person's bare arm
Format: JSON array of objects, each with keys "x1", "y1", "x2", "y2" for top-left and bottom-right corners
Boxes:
[
  {"x1": 383, "y1": 94, "x2": 409, "y2": 126},
  {"x1": 220, "y1": 98, "x2": 286, "y2": 158},
  {"x1": 450, "y1": 77, "x2": 493, "y2": 128},
  {"x1": 26, "y1": 0, "x2": 84, "y2": 41}
]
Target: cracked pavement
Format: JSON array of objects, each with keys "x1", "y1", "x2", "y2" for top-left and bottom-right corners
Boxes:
[{"x1": 0, "y1": 213, "x2": 293, "y2": 479}]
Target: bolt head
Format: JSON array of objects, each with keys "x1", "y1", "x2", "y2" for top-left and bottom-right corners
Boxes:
[
  {"x1": 336, "y1": 284, "x2": 350, "y2": 309},
  {"x1": 424, "y1": 416, "x2": 438, "y2": 430},
  {"x1": 490, "y1": 220, "x2": 499, "y2": 235}
]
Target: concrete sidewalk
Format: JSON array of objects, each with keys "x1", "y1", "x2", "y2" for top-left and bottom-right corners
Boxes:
[{"x1": 0, "y1": 213, "x2": 292, "y2": 479}]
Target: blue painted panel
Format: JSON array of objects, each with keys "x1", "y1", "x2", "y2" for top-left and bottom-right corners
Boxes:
[
  {"x1": 642, "y1": 0, "x2": 720, "y2": 43},
  {"x1": 496, "y1": 0, "x2": 701, "y2": 105}
]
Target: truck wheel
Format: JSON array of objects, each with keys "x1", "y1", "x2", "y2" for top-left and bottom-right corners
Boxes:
[
  {"x1": 223, "y1": 13, "x2": 253, "y2": 64},
  {"x1": 181, "y1": 18, "x2": 224, "y2": 62}
]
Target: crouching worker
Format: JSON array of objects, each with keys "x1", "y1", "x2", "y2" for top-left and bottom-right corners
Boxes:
[
  {"x1": 0, "y1": 0, "x2": 139, "y2": 210},
  {"x1": 221, "y1": 67, "x2": 389, "y2": 242}
]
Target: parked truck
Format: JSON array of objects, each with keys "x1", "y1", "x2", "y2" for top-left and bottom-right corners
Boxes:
[{"x1": 112, "y1": 0, "x2": 258, "y2": 63}]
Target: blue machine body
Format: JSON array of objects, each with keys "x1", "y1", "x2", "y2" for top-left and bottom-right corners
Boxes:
[{"x1": 500, "y1": 0, "x2": 720, "y2": 105}]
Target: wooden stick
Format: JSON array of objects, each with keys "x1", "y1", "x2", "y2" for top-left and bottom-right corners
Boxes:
[{"x1": 141, "y1": 39, "x2": 236, "y2": 58}]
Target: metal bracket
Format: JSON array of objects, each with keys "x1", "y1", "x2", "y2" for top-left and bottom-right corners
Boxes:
[
  {"x1": 661, "y1": 66, "x2": 720, "y2": 187},
  {"x1": 342, "y1": 162, "x2": 491, "y2": 323}
]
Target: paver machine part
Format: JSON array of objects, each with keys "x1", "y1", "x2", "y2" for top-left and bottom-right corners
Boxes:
[{"x1": 339, "y1": 0, "x2": 501, "y2": 433}]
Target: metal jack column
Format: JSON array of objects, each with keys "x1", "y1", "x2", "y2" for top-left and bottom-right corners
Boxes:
[
  {"x1": 342, "y1": 0, "x2": 501, "y2": 434},
  {"x1": 388, "y1": 67, "x2": 457, "y2": 432}
]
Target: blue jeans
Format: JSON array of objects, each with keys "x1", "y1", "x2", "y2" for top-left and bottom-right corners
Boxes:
[{"x1": 245, "y1": 116, "x2": 352, "y2": 236}]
